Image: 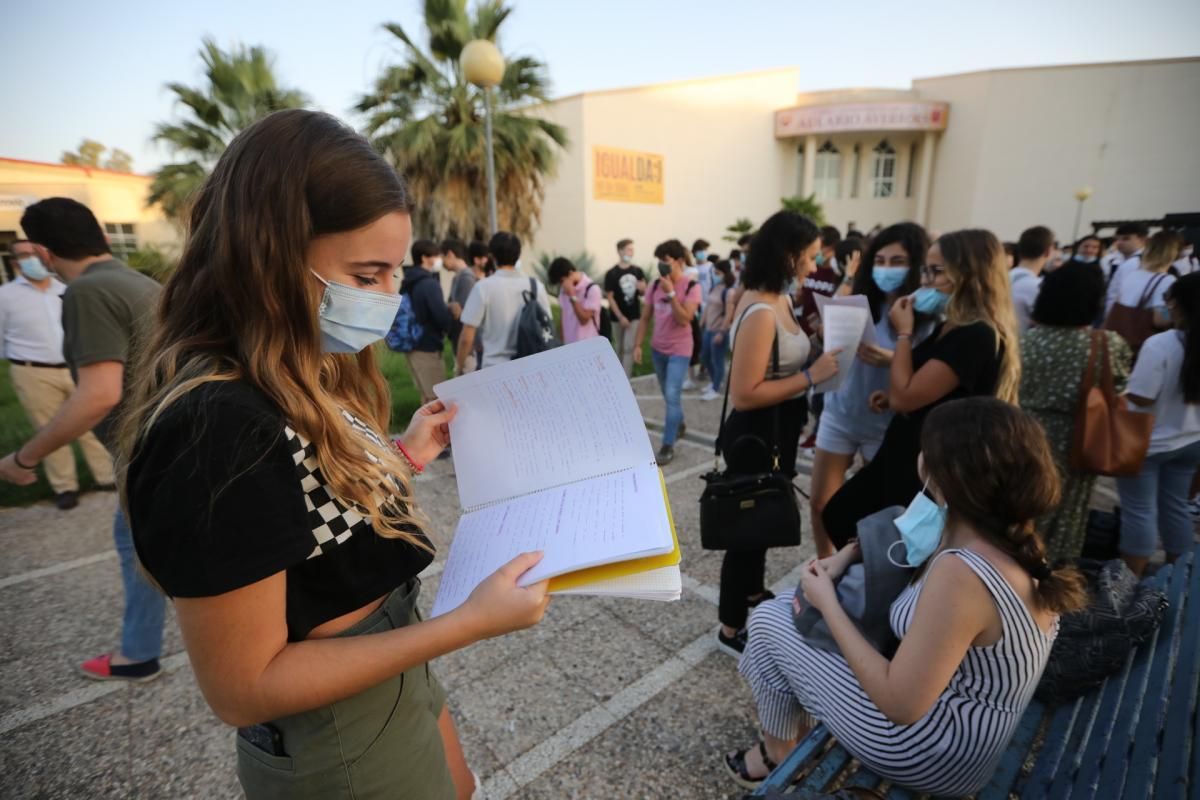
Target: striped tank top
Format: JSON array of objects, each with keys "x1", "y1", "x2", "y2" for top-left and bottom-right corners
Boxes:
[{"x1": 882, "y1": 548, "x2": 1059, "y2": 794}]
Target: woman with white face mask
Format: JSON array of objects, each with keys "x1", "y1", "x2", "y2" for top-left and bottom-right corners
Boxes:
[
  {"x1": 726, "y1": 398, "x2": 1087, "y2": 796},
  {"x1": 118, "y1": 110, "x2": 549, "y2": 799}
]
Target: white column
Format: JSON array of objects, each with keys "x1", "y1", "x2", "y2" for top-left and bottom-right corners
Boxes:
[
  {"x1": 801, "y1": 135, "x2": 817, "y2": 198},
  {"x1": 915, "y1": 131, "x2": 937, "y2": 227}
]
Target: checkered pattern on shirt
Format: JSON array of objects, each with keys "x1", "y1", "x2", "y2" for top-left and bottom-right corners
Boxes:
[{"x1": 282, "y1": 409, "x2": 392, "y2": 560}]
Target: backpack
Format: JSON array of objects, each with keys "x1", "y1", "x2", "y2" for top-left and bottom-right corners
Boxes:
[
  {"x1": 385, "y1": 292, "x2": 424, "y2": 353},
  {"x1": 514, "y1": 278, "x2": 560, "y2": 359},
  {"x1": 588, "y1": 282, "x2": 614, "y2": 340}
]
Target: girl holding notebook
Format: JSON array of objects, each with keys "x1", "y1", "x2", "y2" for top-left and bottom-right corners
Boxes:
[{"x1": 117, "y1": 110, "x2": 548, "y2": 800}]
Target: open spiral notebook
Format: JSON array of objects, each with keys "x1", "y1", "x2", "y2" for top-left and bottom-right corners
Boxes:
[{"x1": 429, "y1": 337, "x2": 681, "y2": 618}]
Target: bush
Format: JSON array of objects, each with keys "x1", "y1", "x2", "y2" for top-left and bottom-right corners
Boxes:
[{"x1": 126, "y1": 244, "x2": 178, "y2": 282}]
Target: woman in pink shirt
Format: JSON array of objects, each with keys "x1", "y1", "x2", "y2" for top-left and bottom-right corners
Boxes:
[{"x1": 635, "y1": 240, "x2": 703, "y2": 465}]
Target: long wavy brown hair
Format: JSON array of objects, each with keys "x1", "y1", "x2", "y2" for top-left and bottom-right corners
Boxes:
[
  {"x1": 116, "y1": 109, "x2": 427, "y2": 549},
  {"x1": 922, "y1": 398, "x2": 1087, "y2": 614},
  {"x1": 936, "y1": 229, "x2": 1021, "y2": 404}
]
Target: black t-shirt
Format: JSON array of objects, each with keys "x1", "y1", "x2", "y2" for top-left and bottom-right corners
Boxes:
[
  {"x1": 127, "y1": 381, "x2": 433, "y2": 641},
  {"x1": 876, "y1": 320, "x2": 1003, "y2": 483},
  {"x1": 604, "y1": 264, "x2": 646, "y2": 321}
]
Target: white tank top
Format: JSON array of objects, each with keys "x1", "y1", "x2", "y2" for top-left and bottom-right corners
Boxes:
[{"x1": 730, "y1": 301, "x2": 811, "y2": 378}]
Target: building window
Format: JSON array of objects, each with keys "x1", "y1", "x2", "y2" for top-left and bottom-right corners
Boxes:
[
  {"x1": 104, "y1": 223, "x2": 137, "y2": 258},
  {"x1": 906, "y1": 142, "x2": 918, "y2": 198},
  {"x1": 850, "y1": 143, "x2": 861, "y2": 199},
  {"x1": 871, "y1": 140, "x2": 896, "y2": 198},
  {"x1": 814, "y1": 141, "x2": 841, "y2": 200}
]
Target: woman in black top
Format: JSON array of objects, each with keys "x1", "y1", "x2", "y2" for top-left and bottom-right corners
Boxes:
[
  {"x1": 821, "y1": 230, "x2": 1021, "y2": 547},
  {"x1": 117, "y1": 110, "x2": 549, "y2": 800}
]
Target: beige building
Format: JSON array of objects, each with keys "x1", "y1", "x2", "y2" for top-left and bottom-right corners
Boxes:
[
  {"x1": 0, "y1": 158, "x2": 179, "y2": 280},
  {"x1": 530, "y1": 57, "x2": 1200, "y2": 268}
]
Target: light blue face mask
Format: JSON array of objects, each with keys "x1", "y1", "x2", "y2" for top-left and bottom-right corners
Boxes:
[
  {"x1": 889, "y1": 482, "x2": 948, "y2": 568},
  {"x1": 18, "y1": 256, "x2": 50, "y2": 281},
  {"x1": 312, "y1": 272, "x2": 402, "y2": 353},
  {"x1": 872, "y1": 266, "x2": 907, "y2": 293},
  {"x1": 694, "y1": 250, "x2": 708, "y2": 262},
  {"x1": 815, "y1": 252, "x2": 826, "y2": 267},
  {"x1": 912, "y1": 287, "x2": 950, "y2": 315}
]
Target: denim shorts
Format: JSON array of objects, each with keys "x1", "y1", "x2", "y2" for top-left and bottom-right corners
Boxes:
[
  {"x1": 814, "y1": 408, "x2": 883, "y2": 461},
  {"x1": 236, "y1": 579, "x2": 454, "y2": 800}
]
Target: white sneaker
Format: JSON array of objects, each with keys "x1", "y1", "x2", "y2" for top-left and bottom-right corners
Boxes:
[
  {"x1": 682, "y1": 378, "x2": 698, "y2": 390},
  {"x1": 700, "y1": 387, "x2": 721, "y2": 401}
]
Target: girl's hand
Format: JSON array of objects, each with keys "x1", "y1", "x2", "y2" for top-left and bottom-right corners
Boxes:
[
  {"x1": 713, "y1": 333, "x2": 724, "y2": 346},
  {"x1": 633, "y1": 345, "x2": 643, "y2": 365},
  {"x1": 457, "y1": 551, "x2": 550, "y2": 639},
  {"x1": 800, "y1": 559, "x2": 838, "y2": 614},
  {"x1": 867, "y1": 390, "x2": 890, "y2": 414},
  {"x1": 808, "y1": 348, "x2": 843, "y2": 385},
  {"x1": 819, "y1": 541, "x2": 861, "y2": 581},
  {"x1": 889, "y1": 296, "x2": 915, "y2": 336},
  {"x1": 857, "y1": 343, "x2": 894, "y2": 368},
  {"x1": 398, "y1": 400, "x2": 458, "y2": 466}
]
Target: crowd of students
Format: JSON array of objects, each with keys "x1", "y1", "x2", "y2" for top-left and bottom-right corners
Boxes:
[{"x1": 0, "y1": 108, "x2": 1196, "y2": 798}]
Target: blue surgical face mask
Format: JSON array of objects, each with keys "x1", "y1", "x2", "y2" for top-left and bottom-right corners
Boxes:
[
  {"x1": 18, "y1": 256, "x2": 50, "y2": 281},
  {"x1": 889, "y1": 483, "x2": 947, "y2": 568},
  {"x1": 312, "y1": 272, "x2": 402, "y2": 353},
  {"x1": 694, "y1": 250, "x2": 708, "y2": 262},
  {"x1": 815, "y1": 252, "x2": 826, "y2": 267},
  {"x1": 621, "y1": 253, "x2": 633, "y2": 264},
  {"x1": 1072, "y1": 254, "x2": 1098, "y2": 265},
  {"x1": 912, "y1": 286, "x2": 950, "y2": 315},
  {"x1": 872, "y1": 266, "x2": 907, "y2": 293}
]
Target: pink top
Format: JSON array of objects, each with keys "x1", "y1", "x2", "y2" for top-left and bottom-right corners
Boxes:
[
  {"x1": 648, "y1": 276, "x2": 703, "y2": 357},
  {"x1": 562, "y1": 275, "x2": 603, "y2": 344}
]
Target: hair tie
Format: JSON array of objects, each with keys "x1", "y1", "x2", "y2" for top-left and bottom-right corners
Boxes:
[{"x1": 1030, "y1": 560, "x2": 1052, "y2": 581}]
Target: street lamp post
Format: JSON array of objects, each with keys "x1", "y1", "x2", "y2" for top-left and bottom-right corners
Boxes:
[
  {"x1": 1072, "y1": 186, "x2": 1093, "y2": 243},
  {"x1": 461, "y1": 40, "x2": 505, "y2": 236}
]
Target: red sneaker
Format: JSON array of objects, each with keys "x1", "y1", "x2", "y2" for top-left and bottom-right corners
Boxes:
[
  {"x1": 800, "y1": 433, "x2": 817, "y2": 450},
  {"x1": 79, "y1": 653, "x2": 162, "y2": 683}
]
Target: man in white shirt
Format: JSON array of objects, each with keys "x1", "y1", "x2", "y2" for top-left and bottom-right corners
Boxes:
[
  {"x1": 1104, "y1": 221, "x2": 1149, "y2": 313},
  {"x1": 456, "y1": 231, "x2": 552, "y2": 372},
  {"x1": 1010, "y1": 225, "x2": 1054, "y2": 334},
  {"x1": 0, "y1": 240, "x2": 113, "y2": 509}
]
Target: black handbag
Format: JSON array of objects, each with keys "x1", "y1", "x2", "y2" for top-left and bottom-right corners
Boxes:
[{"x1": 699, "y1": 309, "x2": 805, "y2": 551}]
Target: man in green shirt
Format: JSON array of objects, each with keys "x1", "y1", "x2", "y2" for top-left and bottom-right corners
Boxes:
[{"x1": 0, "y1": 198, "x2": 166, "y2": 683}]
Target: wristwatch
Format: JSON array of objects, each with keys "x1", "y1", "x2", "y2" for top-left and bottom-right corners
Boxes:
[{"x1": 666, "y1": 291, "x2": 677, "y2": 299}]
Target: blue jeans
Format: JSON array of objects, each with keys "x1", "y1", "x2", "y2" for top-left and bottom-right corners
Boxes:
[
  {"x1": 651, "y1": 350, "x2": 689, "y2": 447},
  {"x1": 1116, "y1": 439, "x2": 1200, "y2": 558},
  {"x1": 700, "y1": 329, "x2": 728, "y2": 393},
  {"x1": 113, "y1": 507, "x2": 166, "y2": 662}
]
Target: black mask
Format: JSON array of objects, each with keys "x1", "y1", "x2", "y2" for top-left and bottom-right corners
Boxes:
[{"x1": 657, "y1": 262, "x2": 672, "y2": 278}]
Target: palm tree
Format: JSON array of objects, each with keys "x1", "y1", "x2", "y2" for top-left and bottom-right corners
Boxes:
[
  {"x1": 148, "y1": 38, "x2": 309, "y2": 220},
  {"x1": 356, "y1": 0, "x2": 567, "y2": 241}
]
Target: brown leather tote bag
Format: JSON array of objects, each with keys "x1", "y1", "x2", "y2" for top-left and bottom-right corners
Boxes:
[
  {"x1": 1104, "y1": 272, "x2": 1167, "y2": 354},
  {"x1": 1069, "y1": 331, "x2": 1154, "y2": 477}
]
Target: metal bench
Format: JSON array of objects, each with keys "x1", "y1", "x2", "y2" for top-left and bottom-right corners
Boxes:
[{"x1": 751, "y1": 545, "x2": 1200, "y2": 799}]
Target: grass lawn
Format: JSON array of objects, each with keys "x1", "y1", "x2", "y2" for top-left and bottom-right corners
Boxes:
[{"x1": 1, "y1": 313, "x2": 654, "y2": 508}]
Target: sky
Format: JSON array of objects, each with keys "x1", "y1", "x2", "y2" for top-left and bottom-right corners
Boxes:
[{"x1": 5, "y1": 0, "x2": 1198, "y2": 173}]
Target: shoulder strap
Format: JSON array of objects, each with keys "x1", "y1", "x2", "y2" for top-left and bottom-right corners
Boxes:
[
  {"x1": 1136, "y1": 273, "x2": 1167, "y2": 309},
  {"x1": 714, "y1": 305, "x2": 782, "y2": 470}
]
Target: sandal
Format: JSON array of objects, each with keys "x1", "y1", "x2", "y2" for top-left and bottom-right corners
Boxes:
[{"x1": 723, "y1": 740, "x2": 778, "y2": 789}]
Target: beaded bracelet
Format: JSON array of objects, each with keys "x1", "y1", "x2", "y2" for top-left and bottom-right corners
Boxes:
[
  {"x1": 12, "y1": 449, "x2": 37, "y2": 470},
  {"x1": 392, "y1": 438, "x2": 425, "y2": 475},
  {"x1": 803, "y1": 368, "x2": 813, "y2": 389}
]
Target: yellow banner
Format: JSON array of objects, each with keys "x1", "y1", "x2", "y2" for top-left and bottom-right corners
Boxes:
[{"x1": 592, "y1": 146, "x2": 664, "y2": 205}]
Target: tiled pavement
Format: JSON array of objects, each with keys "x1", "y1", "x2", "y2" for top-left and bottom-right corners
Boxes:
[{"x1": 0, "y1": 373, "x2": 1128, "y2": 798}]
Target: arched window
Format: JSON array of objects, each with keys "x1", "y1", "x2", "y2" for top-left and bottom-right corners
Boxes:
[
  {"x1": 814, "y1": 140, "x2": 841, "y2": 200},
  {"x1": 871, "y1": 140, "x2": 896, "y2": 198}
]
